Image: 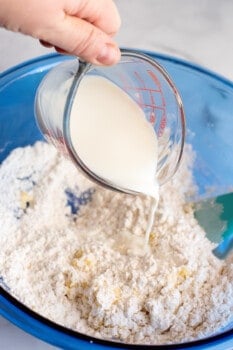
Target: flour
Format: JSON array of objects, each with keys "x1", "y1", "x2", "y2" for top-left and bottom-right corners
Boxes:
[{"x1": 0, "y1": 141, "x2": 233, "y2": 345}]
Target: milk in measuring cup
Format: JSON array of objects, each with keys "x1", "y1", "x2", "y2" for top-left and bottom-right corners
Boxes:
[{"x1": 69, "y1": 75, "x2": 159, "y2": 250}]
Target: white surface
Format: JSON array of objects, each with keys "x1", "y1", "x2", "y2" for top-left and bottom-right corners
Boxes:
[
  {"x1": 1, "y1": 0, "x2": 233, "y2": 80},
  {"x1": 1, "y1": 0, "x2": 233, "y2": 349},
  {"x1": 0, "y1": 317, "x2": 56, "y2": 350}
]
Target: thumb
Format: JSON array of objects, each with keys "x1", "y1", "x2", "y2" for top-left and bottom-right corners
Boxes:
[{"x1": 44, "y1": 15, "x2": 121, "y2": 65}]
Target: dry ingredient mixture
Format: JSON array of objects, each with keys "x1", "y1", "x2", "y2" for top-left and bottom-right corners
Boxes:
[{"x1": 0, "y1": 141, "x2": 233, "y2": 345}]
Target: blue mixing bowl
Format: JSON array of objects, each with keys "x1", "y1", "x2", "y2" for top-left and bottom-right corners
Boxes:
[{"x1": 0, "y1": 51, "x2": 233, "y2": 350}]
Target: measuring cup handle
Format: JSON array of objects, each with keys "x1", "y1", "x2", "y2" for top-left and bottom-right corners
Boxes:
[{"x1": 77, "y1": 59, "x2": 91, "y2": 76}]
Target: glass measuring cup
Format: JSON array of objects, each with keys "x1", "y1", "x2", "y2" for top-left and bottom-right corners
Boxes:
[{"x1": 35, "y1": 49, "x2": 185, "y2": 194}]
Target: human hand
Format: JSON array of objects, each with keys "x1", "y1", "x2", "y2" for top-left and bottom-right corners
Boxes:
[{"x1": 0, "y1": 0, "x2": 121, "y2": 65}]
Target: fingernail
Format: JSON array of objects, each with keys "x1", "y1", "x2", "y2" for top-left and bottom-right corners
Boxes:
[{"x1": 97, "y1": 44, "x2": 120, "y2": 65}]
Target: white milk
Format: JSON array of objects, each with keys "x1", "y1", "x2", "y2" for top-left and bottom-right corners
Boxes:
[{"x1": 69, "y1": 75, "x2": 159, "y2": 249}]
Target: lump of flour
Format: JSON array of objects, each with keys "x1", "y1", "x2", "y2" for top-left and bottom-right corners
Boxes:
[{"x1": 0, "y1": 141, "x2": 232, "y2": 345}]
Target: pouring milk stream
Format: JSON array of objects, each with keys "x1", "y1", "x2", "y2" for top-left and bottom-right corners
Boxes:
[{"x1": 69, "y1": 75, "x2": 159, "y2": 249}]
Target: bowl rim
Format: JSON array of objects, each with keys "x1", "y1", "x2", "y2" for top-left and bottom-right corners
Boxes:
[{"x1": 1, "y1": 50, "x2": 233, "y2": 350}]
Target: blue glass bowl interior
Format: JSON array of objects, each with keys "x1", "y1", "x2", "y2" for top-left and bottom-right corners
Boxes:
[{"x1": 1, "y1": 51, "x2": 233, "y2": 350}]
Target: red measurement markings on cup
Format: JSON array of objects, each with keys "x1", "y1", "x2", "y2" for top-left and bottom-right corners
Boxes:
[
  {"x1": 147, "y1": 70, "x2": 167, "y2": 137},
  {"x1": 119, "y1": 68, "x2": 167, "y2": 137},
  {"x1": 44, "y1": 127, "x2": 69, "y2": 157}
]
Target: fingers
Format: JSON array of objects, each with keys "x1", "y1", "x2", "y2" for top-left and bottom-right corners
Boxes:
[
  {"x1": 40, "y1": 15, "x2": 121, "y2": 65},
  {"x1": 65, "y1": 0, "x2": 121, "y2": 36},
  {"x1": 39, "y1": 40, "x2": 53, "y2": 48},
  {"x1": 40, "y1": 40, "x2": 69, "y2": 55},
  {"x1": 30, "y1": 0, "x2": 121, "y2": 65}
]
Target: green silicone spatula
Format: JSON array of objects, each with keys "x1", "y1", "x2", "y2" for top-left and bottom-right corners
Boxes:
[{"x1": 194, "y1": 192, "x2": 233, "y2": 259}]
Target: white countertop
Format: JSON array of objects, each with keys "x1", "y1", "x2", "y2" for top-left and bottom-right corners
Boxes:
[
  {"x1": 1, "y1": 0, "x2": 233, "y2": 349},
  {"x1": 0, "y1": 317, "x2": 56, "y2": 350}
]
